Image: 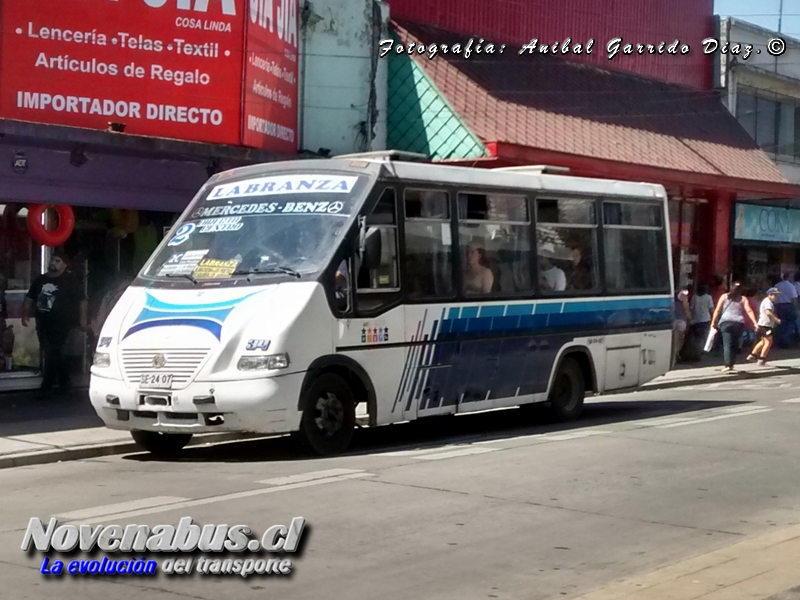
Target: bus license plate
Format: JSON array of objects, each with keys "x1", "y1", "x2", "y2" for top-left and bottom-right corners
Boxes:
[{"x1": 140, "y1": 374, "x2": 173, "y2": 389}]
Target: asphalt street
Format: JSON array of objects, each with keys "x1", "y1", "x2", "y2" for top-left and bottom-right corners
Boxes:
[{"x1": 2, "y1": 373, "x2": 800, "y2": 599}]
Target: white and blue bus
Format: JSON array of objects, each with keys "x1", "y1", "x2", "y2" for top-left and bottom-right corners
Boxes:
[{"x1": 89, "y1": 152, "x2": 675, "y2": 456}]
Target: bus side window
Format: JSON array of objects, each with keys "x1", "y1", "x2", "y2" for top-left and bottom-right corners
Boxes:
[
  {"x1": 603, "y1": 200, "x2": 669, "y2": 292},
  {"x1": 404, "y1": 189, "x2": 453, "y2": 298},
  {"x1": 536, "y1": 198, "x2": 600, "y2": 294},
  {"x1": 457, "y1": 192, "x2": 531, "y2": 295},
  {"x1": 356, "y1": 189, "x2": 400, "y2": 313}
]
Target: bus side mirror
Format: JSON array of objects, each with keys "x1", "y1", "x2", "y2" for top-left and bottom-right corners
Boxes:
[{"x1": 361, "y1": 227, "x2": 382, "y2": 270}]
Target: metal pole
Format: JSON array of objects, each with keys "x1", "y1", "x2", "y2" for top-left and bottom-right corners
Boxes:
[{"x1": 779, "y1": 0, "x2": 784, "y2": 33}]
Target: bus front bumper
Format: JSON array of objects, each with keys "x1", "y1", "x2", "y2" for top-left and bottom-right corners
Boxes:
[{"x1": 89, "y1": 373, "x2": 305, "y2": 435}]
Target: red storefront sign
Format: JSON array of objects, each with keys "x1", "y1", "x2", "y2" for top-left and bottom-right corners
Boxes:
[
  {"x1": 0, "y1": 0, "x2": 244, "y2": 144},
  {"x1": 0, "y1": 0, "x2": 299, "y2": 151},
  {"x1": 241, "y1": 0, "x2": 299, "y2": 153}
]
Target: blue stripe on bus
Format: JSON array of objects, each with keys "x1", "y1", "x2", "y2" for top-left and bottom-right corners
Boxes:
[{"x1": 402, "y1": 296, "x2": 673, "y2": 415}]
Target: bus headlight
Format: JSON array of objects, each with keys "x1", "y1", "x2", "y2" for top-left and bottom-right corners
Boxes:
[
  {"x1": 93, "y1": 352, "x2": 111, "y2": 368},
  {"x1": 237, "y1": 353, "x2": 290, "y2": 371}
]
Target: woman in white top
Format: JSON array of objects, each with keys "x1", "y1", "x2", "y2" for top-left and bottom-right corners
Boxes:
[
  {"x1": 711, "y1": 282, "x2": 758, "y2": 373},
  {"x1": 748, "y1": 287, "x2": 781, "y2": 366}
]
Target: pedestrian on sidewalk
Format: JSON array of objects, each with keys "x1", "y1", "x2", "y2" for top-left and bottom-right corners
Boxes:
[
  {"x1": 748, "y1": 287, "x2": 781, "y2": 366},
  {"x1": 21, "y1": 251, "x2": 88, "y2": 396},
  {"x1": 774, "y1": 272, "x2": 798, "y2": 347},
  {"x1": 688, "y1": 283, "x2": 714, "y2": 360},
  {"x1": 711, "y1": 282, "x2": 758, "y2": 374},
  {"x1": 673, "y1": 287, "x2": 692, "y2": 367}
]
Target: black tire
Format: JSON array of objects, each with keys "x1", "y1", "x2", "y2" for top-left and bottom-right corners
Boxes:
[
  {"x1": 548, "y1": 357, "x2": 585, "y2": 422},
  {"x1": 295, "y1": 373, "x2": 356, "y2": 456},
  {"x1": 130, "y1": 430, "x2": 193, "y2": 456}
]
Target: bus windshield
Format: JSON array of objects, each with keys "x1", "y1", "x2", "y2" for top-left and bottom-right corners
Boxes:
[{"x1": 142, "y1": 172, "x2": 370, "y2": 283}]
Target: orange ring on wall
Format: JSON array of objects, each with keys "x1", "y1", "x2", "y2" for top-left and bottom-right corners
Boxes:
[{"x1": 26, "y1": 204, "x2": 75, "y2": 247}]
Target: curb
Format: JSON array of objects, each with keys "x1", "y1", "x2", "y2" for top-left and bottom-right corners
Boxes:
[
  {"x1": 640, "y1": 364, "x2": 800, "y2": 392},
  {"x1": 0, "y1": 431, "x2": 265, "y2": 470}
]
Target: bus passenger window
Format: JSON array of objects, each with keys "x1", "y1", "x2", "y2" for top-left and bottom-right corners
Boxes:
[
  {"x1": 357, "y1": 189, "x2": 400, "y2": 312},
  {"x1": 457, "y1": 192, "x2": 531, "y2": 295},
  {"x1": 404, "y1": 189, "x2": 453, "y2": 298},
  {"x1": 536, "y1": 198, "x2": 599, "y2": 294},
  {"x1": 603, "y1": 201, "x2": 669, "y2": 292}
]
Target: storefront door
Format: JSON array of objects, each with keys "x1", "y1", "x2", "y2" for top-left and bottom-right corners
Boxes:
[{"x1": 0, "y1": 203, "x2": 44, "y2": 389}]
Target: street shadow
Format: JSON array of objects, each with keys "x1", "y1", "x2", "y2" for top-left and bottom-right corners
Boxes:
[
  {"x1": 0, "y1": 388, "x2": 101, "y2": 436},
  {"x1": 120, "y1": 397, "x2": 751, "y2": 465}
]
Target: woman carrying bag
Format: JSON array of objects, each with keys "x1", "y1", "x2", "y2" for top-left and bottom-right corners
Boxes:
[{"x1": 711, "y1": 282, "x2": 758, "y2": 374}]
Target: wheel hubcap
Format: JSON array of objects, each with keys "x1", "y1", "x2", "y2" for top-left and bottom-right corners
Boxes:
[{"x1": 314, "y1": 392, "x2": 344, "y2": 436}]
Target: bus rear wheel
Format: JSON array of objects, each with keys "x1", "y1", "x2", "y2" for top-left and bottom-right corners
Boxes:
[
  {"x1": 131, "y1": 431, "x2": 193, "y2": 456},
  {"x1": 295, "y1": 373, "x2": 356, "y2": 456},
  {"x1": 549, "y1": 357, "x2": 585, "y2": 422}
]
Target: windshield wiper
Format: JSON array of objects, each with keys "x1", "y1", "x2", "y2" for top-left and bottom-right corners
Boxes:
[
  {"x1": 164, "y1": 273, "x2": 198, "y2": 284},
  {"x1": 232, "y1": 266, "x2": 301, "y2": 279}
]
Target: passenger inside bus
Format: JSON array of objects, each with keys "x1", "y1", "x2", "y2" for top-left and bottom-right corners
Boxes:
[
  {"x1": 538, "y1": 243, "x2": 567, "y2": 292},
  {"x1": 334, "y1": 260, "x2": 349, "y2": 310},
  {"x1": 464, "y1": 240, "x2": 494, "y2": 294},
  {"x1": 568, "y1": 246, "x2": 593, "y2": 290}
]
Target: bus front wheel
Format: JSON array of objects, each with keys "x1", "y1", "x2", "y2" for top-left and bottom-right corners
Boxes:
[
  {"x1": 549, "y1": 357, "x2": 585, "y2": 422},
  {"x1": 131, "y1": 430, "x2": 193, "y2": 456},
  {"x1": 295, "y1": 373, "x2": 356, "y2": 456}
]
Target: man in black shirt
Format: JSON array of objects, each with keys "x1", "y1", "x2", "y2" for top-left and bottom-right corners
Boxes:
[{"x1": 22, "y1": 251, "x2": 87, "y2": 394}]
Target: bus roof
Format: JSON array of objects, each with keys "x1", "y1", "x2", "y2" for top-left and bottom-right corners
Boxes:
[{"x1": 209, "y1": 156, "x2": 667, "y2": 201}]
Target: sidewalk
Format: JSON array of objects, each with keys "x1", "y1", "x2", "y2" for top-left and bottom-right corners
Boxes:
[
  {"x1": 3, "y1": 347, "x2": 800, "y2": 469},
  {"x1": 0, "y1": 387, "x2": 255, "y2": 469},
  {"x1": 643, "y1": 346, "x2": 800, "y2": 390}
]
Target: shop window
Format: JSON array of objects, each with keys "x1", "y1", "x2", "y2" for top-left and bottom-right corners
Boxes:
[
  {"x1": 0, "y1": 204, "x2": 41, "y2": 375},
  {"x1": 536, "y1": 198, "x2": 599, "y2": 294},
  {"x1": 457, "y1": 193, "x2": 531, "y2": 296},
  {"x1": 737, "y1": 92, "x2": 757, "y2": 139},
  {"x1": 778, "y1": 102, "x2": 795, "y2": 158},
  {"x1": 757, "y1": 97, "x2": 778, "y2": 154},
  {"x1": 738, "y1": 88, "x2": 800, "y2": 162},
  {"x1": 794, "y1": 106, "x2": 800, "y2": 159}
]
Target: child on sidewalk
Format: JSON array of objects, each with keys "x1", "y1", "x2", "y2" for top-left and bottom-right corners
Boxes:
[{"x1": 748, "y1": 287, "x2": 781, "y2": 366}]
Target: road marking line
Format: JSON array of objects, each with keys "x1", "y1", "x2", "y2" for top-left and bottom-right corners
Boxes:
[
  {"x1": 474, "y1": 429, "x2": 612, "y2": 445},
  {"x1": 539, "y1": 430, "x2": 612, "y2": 441},
  {"x1": 780, "y1": 397, "x2": 800, "y2": 403},
  {"x1": 257, "y1": 468, "x2": 364, "y2": 485},
  {"x1": 415, "y1": 447, "x2": 498, "y2": 460},
  {"x1": 655, "y1": 408, "x2": 773, "y2": 429},
  {"x1": 54, "y1": 497, "x2": 190, "y2": 521},
  {"x1": 723, "y1": 405, "x2": 769, "y2": 413},
  {"x1": 632, "y1": 416, "x2": 699, "y2": 427},
  {"x1": 58, "y1": 473, "x2": 372, "y2": 523},
  {"x1": 380, "y1": 445, "x2": 466, "y2": 457}
]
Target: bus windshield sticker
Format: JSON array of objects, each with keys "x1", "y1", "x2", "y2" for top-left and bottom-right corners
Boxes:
[
  {"x1": 197, "y1": 216, "x2": 245, "y2": 233},
  {"x1": 208, "y1": 175, "x2": 359, "y2": 200},
  {"x1": 191, "y1": 200, "x2": 348, "y2": 219},
  {"x1": 157, "y1": 249, "x2": 209, "y2": 277},
  {"x1": 167, "y1": 223, "x2": 196, "y2": 246},
  {"x1": 192, "y1": 258, "x2": 240, "y2": 280}
]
